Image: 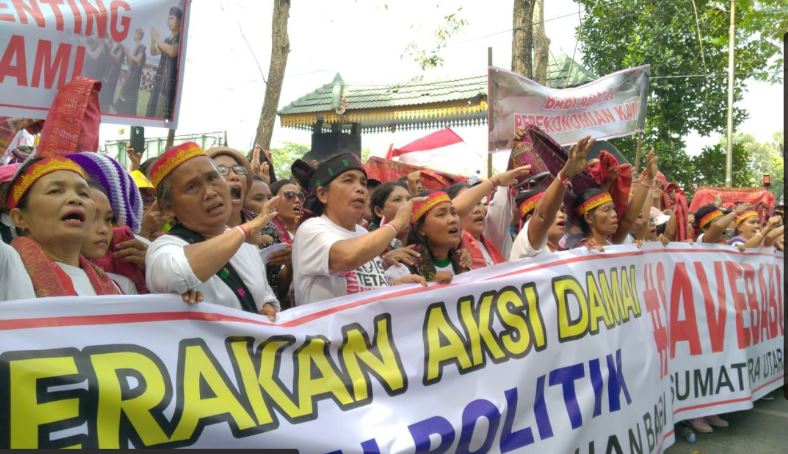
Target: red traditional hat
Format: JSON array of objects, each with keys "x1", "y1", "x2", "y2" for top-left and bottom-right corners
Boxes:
[
  {"x1": 149, "y1": 142, "x2": 207, "y2": 189},
  {"x1": 412, "y1": 191, "x2": 451, "y2": 224},
  {"x1": 6, "y1": 157, "x2": 86, "y2": 209},
  {"x1": 36, "y1": 77, "x2": 102, "y2": 158}
]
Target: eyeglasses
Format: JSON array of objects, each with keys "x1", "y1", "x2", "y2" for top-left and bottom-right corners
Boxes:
[
  {"x1": 217, "y1": 165, "x2": 249, "y2": 176},
  {"x1": 282, "y1": 190, "x2": 305, "y2": 202}
]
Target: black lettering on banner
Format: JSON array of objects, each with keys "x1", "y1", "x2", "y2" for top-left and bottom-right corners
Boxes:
[
  {"x1": 81, "y1": 344, "x2": 173, "y2": 448},
  {"x1": 337, "y1": 313, "x2": 408, "y2": 403},
  {"x1": 0, "y1": 348, "x2": 87, "y2": 449}
]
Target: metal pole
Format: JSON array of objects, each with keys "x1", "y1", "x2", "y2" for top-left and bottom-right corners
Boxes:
[
  {"x1": 487, "y1": 47, "x2": 494, "y2": 178},
  {"x1": 633, "y1": 132, "x2": 643, "y2": 174},
  {"x1": 725, "y1": 0, "x2": 736, "y2": 187}
]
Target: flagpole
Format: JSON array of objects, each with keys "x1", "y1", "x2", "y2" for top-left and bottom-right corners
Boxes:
[{"x1": 487, "y1": 47, "x2": 493, "y2": 179}]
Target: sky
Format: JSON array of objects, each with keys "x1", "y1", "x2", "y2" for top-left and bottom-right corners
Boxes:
[{"x1": 98, "y1": 0, "x2": 783, "y2": 172}]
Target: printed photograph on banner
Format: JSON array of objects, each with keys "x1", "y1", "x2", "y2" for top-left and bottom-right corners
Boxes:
[{"x1": 0, "y1": 0, "x2": 189, "y2": 128}]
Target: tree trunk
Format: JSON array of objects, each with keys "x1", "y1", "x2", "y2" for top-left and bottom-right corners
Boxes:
[
  {"x1": 511, "y1": 0, "x2": 535, "y2": 77},
  {"x1": 532, "y1": 0, "x2": 550, "y2": 84},
  {"x1": 254, "y1": 0, "x2": 291, "y2": 150}
]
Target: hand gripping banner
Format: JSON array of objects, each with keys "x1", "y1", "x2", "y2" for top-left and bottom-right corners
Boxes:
[
  {"x1": 0, "y1": 243, "x2": 782, "y2": 451},
  {"x1": 488, "y1": 65, "x2": 650, "y2": 150},
  {"x1": 0, "y1": 0, "x2": 190, "y2": 127}
]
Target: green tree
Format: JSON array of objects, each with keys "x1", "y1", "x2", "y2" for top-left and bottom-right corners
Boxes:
[
  {"x1": 740, "y1": 131, "x2": 784, "y2": 198},
  {"x1": 270, "y1": 142, "x2": 309, "y2": 180},
  {"x1": 691, "y1": 138, "x2": 756, "y2": 190},
  {"x1": 575, "y1": 0, "x2": 784, "y2": 191}
]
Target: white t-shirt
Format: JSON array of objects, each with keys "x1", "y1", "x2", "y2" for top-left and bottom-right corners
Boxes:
[
  {"x1": 107, "y1": 272, "x2": 139, "y2": 295},
  {"x1": 509, "y1": 220, "x2": 549, "y2": 260},
  {"x1": 146, "y1": 234, "x2": 279, "y2": 312},
  {"x1": 56, "y1": 262, "x2": 97, "y2": 296},
  {"x1": 0, "y1": 241, "x2": 34, "y2": 301},
  {"x1": 292, "y1": 215, "x2": 390, "y2": 305},
  {"x1": 478, "y1": 242, "x2": 495, "y2": 267}
]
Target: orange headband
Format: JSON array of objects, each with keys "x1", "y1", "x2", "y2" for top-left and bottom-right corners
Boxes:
[
  {"x1": 519, "y1": 192, "x2": 544, "y2": 219},
  {"x1": 735, "y1": 210, "x2": 758, "y2": 225},
  {"x1": 412, "y1": 191, "x2": 451, "y2": 224},
  {"x1": 698, "y1": 209, "x2": 723, "y2": 229},
  {"x1": 576, "y1": 192, "x2": 612, "y2": 215},
  {"x1": 6, "y1": 157, "x2": 86, "y2": 210},
  {"x1": 149, "y1": 142, "x2": 207, "y2": 189}
]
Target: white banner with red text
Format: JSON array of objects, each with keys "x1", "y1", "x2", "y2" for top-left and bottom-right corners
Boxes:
[
  {"x1": 0, "y1": 243, "x2": 782, "y2": 451},
  {"x1": 0, "y1": 0, "x2": 190, "y2": 127},
  {"x1": 488, "y1": 65, "x2": 650, "y2": 150}
]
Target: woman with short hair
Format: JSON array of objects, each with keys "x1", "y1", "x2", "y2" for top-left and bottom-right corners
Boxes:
[
  {"x1": 291, "y1": 153, "x2": 424, "y2": 305},
  {"x1": 145, "y1": 142, "x2": 280, "y2": 319}
]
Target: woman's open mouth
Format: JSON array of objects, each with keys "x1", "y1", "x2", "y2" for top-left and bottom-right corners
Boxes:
[
  {"x1": 447, "y1": 226, "x2": 460, "y2": 236},
  {"x1": 229, "y1": 186, "x2": 242, "y2": 202},
  {"x1": 61, "y1": 209, "x2": 86, "y2": 226},
  {"x1": 206, "y1": 201, "x2": 225, "y2": 215}
]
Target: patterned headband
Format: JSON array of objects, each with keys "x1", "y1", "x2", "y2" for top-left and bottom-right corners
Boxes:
[
  {"x1": 6, "y1": 157, "x2": 86, "y2": 210},
  {"x1": 412, "y1": 191, "x2": 451, "y2": 224},
  {"x1": 519, "y1": 192, "x2": 544, "y2": 219},
  {"x1": 735, "y1": 210, "x2": 758, "y2": 226},
  {"x1": 149, "y1": 142, "x2": 207, "y2": 189},
  {"x1": 576, "y1": 192, "x2": 612, "y2": 215},
  {"x1": 698, "y1": 209, "x2": 723, "y2": 229}
]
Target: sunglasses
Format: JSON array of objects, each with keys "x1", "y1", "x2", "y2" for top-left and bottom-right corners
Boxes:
[
  {"x1": 217, "y1": 165, "x2": 249, "y2": 176},
  {"x1": 282, "y1": 190, "x2": 305, "y2": 202}
]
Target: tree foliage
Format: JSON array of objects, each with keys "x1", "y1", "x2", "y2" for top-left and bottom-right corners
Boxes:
[
  {"x1": 402, "y1": 6, "x2": 468, "y2": 71},
  {"x1": 575, "y1": 0, "x2": 784, "y2": 191}
]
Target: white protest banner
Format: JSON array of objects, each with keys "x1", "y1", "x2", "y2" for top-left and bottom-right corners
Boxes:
[
  {"x1": 0, "y1": 244, "x2": 782, "y2": 452},
  {"x1": 0, "y1": 0, "x2": 190, "y2": 127},
  {"x1": 488, "y1": 65, "x2": 649, "y2": 150}
]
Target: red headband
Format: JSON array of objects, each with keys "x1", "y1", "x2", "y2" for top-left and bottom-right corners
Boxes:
[
  {"x1": 576, "y1": 192, "x2": 612, "y2": 215},
  {"x1": 6, "y1": 157, "x2": 86, "y2": 210},
  {"x1": 698, "y1": 209, "x2": 723, "y2": 229},
  {"x1": 411, "y1": 191, "x2": 451, "y2": 224},
  {"x1": 149, "y1": 142, "x2": 207, "y2": 189},
  {"x1": 519, "y1": 192, "x2": 544, "y2": 219}
]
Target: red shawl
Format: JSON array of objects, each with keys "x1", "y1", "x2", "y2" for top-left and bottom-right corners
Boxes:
[
  {"x1": 12, "y1": 236, "x2": 121, "y2": 297},
  {"x1": 91, "y1": 226, "x2": 148, "y2": 294},
  {"x1": 586, "y1": 151, "x2": 632, "y2": 220},
  {"x1": 462, "y1": 230, "x2": 504, "y2": 270}
]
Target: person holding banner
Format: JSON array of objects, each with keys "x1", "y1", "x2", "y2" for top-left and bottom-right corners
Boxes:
[
  {"x1": 574, "y1": 152, "x2": 658, "y2": 249},
  {"x1": 404, "y1": 165, "x2": 531, "y2": 280},
  {"x1": 729, "y1": 211, "x2": 781, "y2": 250},
  {"x1": 144, "y1": 143, "x2": 281, "y2": 319},
  {"x1": 147, "y1": 7, "x2": 182, "y2": 119},
  {"x1": 511, "y1": 135, "x2": 595, "y2": 259},
  {"x1": 4, "y1": 157, "x2": 121, "y2": 297},
  {"x1": 693, "y1": 203, "x2": 753, "y2": 244},
  {"x1": 291, "y1": 153, "x2": 426, "y2": 305}
]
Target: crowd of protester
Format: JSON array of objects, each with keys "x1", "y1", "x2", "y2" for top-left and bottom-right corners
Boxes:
[{"x1": 0, "y1": 112, "x2": 783, "y2": 438}]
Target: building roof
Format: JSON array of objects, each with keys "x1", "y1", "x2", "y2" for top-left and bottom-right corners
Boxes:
[{"x1": 279, "y1": 53, "x2": 597, "y2": 133}]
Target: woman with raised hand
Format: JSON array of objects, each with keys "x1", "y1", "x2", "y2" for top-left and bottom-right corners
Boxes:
[
  {"x1": 403, "y1": 165, "x2": 531, "y2": 281},
  {"x1": 573, "y1": 151, "x2": 658, "y2": 249},
  {"x1": 4, "y1": 157, "x2": 120, "y2": 297},
  {"x1": 728, "y1": 210, "x2": 781, "y2": 250},
  {"x1": 259, "y1": 179, "x2": 304, "y2": 307},
  {"x1": 368, "y1": 181, "x2": 426, "y2": 272},
  {"x1": 208, "y1": 147, "x2": 256, "y2": 229},
  {"x1": 510, "y1": 136, "x2": 594, "y2": 259},
  {"x1": 693, "y1": 203, "x2": 753, "y2": 244},
  {"x1": 291, "y1": 153, "x2": 425, "y2": 305},
  {"x1": 144, "y1": 142, "x2": 280, "y2": 320}
]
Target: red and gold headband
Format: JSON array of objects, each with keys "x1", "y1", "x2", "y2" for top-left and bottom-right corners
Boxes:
[
  {"x1": 576, "y1": 192, "x2": 612, "y2": 215},
  {"x1": 6, "y1": 157, "x2": 86, "y2": 210},
  {"x1": 735, "y1": 210, "x2": 758, "y2": 226},
  {"x1": 698, "y1": 208, "x2": 723, "y2": 229},
  {"x1": 519, "y1": 192, "x2": 544, "y2": 219},
  {"x1": 149, "y1": 142, "x2": 207, "y2": 189},
  {"x1": 412, "y1": 191, "x2": 451, "y2": 224}
]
